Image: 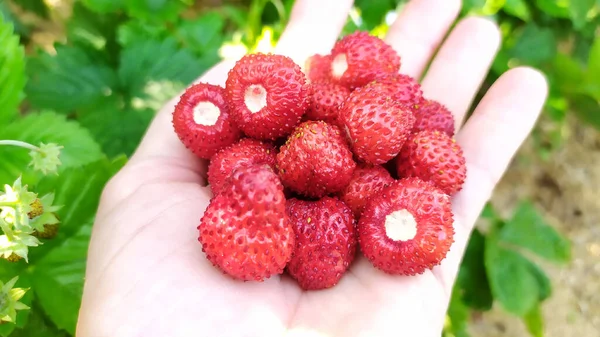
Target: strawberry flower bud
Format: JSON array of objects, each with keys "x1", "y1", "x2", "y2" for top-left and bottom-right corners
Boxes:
[
  {"x1": 28, "y1": 142, "x2": 63, "y2": 175},
  {"x1": 0, "y1": 277, "x2": 30, "y2": 323}
]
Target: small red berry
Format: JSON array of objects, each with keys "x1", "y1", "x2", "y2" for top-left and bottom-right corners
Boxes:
[
  {"x1": 358, "y1": 177, "x2": 455, "y2": 275},
  {"x1": 306, "y1": 81, "x2": 350, "y2": 129},
  {"x1": 330, "y1": 32, "x2": 400, "y2": 90},
  {"x1": 368, "y1": 73, "x2": 424, "y2": 107},
  {"x1": 172, "y1": 82, "x2": 241, "y2": 159},
  {"x1": 412, "y1": 99, "x2": 456, "y2": 136},
  {"x1": 396, "y1": 130, "x2": 466, "y2": 195},
  {"x1": 305, "y1": 54, "x2": 333, "y2": 83},
  {"x1": 207, "y1": 138, "x2": 277, "y2": 195},
  {"x1": 277, "y1": 121, "x2": 356, "y2": 198},
  {"x1": 339, "y1": 164, "x2": 395, "y2": 218},
  {"x1": 199, "y1": 165, "x2": 294, "y2": 281},
  {"x1": 225, "y1": 53, "x2": 309, "y2": 140},
  {"x1": 286, "y1": 197, "x2": 357, "y2": 290}
]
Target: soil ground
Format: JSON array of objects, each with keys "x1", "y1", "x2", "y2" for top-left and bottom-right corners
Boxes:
[{"x1": 470, "y1": 115, "x2": 600, "y2": 337}]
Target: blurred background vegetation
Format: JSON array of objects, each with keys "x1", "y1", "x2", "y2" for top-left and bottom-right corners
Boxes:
[{"x1": 0, "y1": 0, "x2": 598, "y2": 336}]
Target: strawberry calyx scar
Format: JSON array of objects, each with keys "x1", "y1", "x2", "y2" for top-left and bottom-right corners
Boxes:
[
  {"x1": 385, "y1": 209, "x2": 417, "y2": 241},
  {"x1": 331, "y1": 54, "x2": 348, "y2": 79},
  {"x1": 244, "y1": 84, "x2": 268, "y2": 113},
  {"x1": 193, "y1": 101, "x2": 221, "y2": 126}
]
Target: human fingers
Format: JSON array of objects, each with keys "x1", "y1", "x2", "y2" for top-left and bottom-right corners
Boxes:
[
  {"x1": 420, "y1": 17, "x2": 502, "y2": 130},
  {"x1": 384, "y1": 0, "x2": 461, "y2": 78},
  {"x1": 435, "y1": 67, "x2": 549, "y2": 292}
]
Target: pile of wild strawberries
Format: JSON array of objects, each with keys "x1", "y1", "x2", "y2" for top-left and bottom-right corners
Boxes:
[{"x1": 172, "y1": 32, "x2": 466, "y2": 290}]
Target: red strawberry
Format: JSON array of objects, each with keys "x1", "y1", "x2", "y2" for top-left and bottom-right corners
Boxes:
[
  {"x1": 412, "y1": 99, "x2": 455, "y2": 136},
  {"x1": 339, "y1": 84, "x2": 415, "y2": 165},
  {"x1": 339, "y1": 164, "x2": 395, "y2": 218},
  {"x1": 286, "y1": 197, "x2": 357, "y2": 290},
  {"x1": 358, "y1": 177, "x2": 454, "y2": 275},
  {"x1": 172, "y1": 82, "x2": 241, "y2": 159},
  {"x1": 225, "y1": 53, "x2": 309, "y2": 140},
  {"x1": 207, "y1": 138, "x2": 277, "y2": 195},
  {"x1": 305, "y1": 54, "x2": 332, "y2": 83},
  {"x1": 276, "y1": 121, "x2": 356, "y2": 198},
  {"x1": 368, "y1": 73, "x2": 424, "y2": 107},
  {"x1": 330, "y1": 32, "x2": 400, "y2": 90},
  {"x1": 306, "y1": 81, "x2": 350, "y2": 128},
  {"x1": 396, "y1": 130, "x2": 466, "y2": 195},
  {"x1": 198, "y1": 165, "x2": 294, "y2": 281}
]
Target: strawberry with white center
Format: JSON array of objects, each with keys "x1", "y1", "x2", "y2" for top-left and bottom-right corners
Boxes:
[
  {"x1": 358, "y1": 177, "x2": 455, "y2": 275},
  {"x1": 225, "y1": 53, "x2": 309, "y2": 140},
  {"x1": 198, "y1": 164, "x2": 295, "y2": 282},
  {"x1": 172, "y1": 82, "x2": 241, "y2": 159}
]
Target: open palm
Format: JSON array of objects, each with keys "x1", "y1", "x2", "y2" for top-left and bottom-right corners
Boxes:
[{"x1": 76, "y1": 0, "x2": 548, "y2": 336}]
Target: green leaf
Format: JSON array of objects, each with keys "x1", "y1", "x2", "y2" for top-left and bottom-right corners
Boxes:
[
  {"x1": 176, "y1": 12, "x2": 225, "y2": 56},
  {"x1": 82, "y1": 0, "x2": 124, "y2": 13},
  {"x1": 503, "y1": 0, "x2": 532, "y2": 20},
  {"x1": 78, "y1": 95, "x2": 155, "y2": 157},
  {"x1": 34, "y1": 157, "x2": 126, "y2": 242},
  {"x1": 125, "y1": 0, "x2": 189, "y2": 22},
  {"x1": 0, "y1": 111, "x2": 104, "y2": 185},
  {"x1": 498, "y1": 201, "x2": 571, "y2": 263},
  {"x1": 535, "y1": 0, "x2": 570, "y2": 18},
  {"x1": 118, "y1": 37, "x2": 204, "y2": 110},
  {"x1": 509, "y1": 24, "x2": 557, "y2": 66},
  {"x1": 457, "y1": 229, "x2": 493, "y2": 310},
  {"x1": 32, "y1": 224, "x2": 92, "y2": 335},
  {"x1": 586, "y1": 37, "x2": 600, "y2": 98},
  {"x1": 485, "y1": 234, "x2": 540, "y2": 316},
  {"x1": 0, "y1": 14, "x2": 26, "y2": 124},
  {"x1": 569, "y1": 0, "x2": 595, "y2": 29},
  {"x1": 25, "y1": 45, "x2": 118, "y2": 113},
  {"x1": 444, "y1": 286, "x2": 471, "y2": 337},
  {"x1": 0, "y1": 274, "x2": 33, "y2": 337},
  {"x1": 117, "y1": 20, "x2": 169, "y2": 47},
  {"x1": 523, "y1": 304, "x2": 544, "y2": 337},
  {"x1": 552, "y1": 53, "x2": 586, "y2": 94},
  {"x1": 522, "y1": 258, "x2": 552, "y2": 301},
  {"x1": 355, "y1": 0, "x2": 394, "y2": 29},
  {"x1": 569, "y1": 94, "x2": 600, "y2": 130},
  {"x1": 10, "y1": 303, "x2": 68, "y2": 337}
]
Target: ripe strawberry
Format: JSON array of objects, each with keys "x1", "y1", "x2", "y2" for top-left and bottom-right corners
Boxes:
[
  {"x1": 286, "y1": 197, "x2": 357, "y2": 290},
  {"x1": 225, "y1": 53, "x2": 309, "y2": 140},
  {"x1": 172, "y1": 82, "x2": 241, "y2": 159},
  {"x1": 207, "y1": 138, "x2": 277, "y2": 195},
  {"x1": 339, "y1": 84, "x2": 415, "y2": 165},
  {"x1": 339, "y1": 165, "x2": 395, "y2": 218},
  {"x1": 306, "y1": 81, "x2": 350, "y2": 128},
  {"x1": 396, "y1": 130, "x2": 466, "y2": 195},
  {"x1": 358, "y1": 177, "x2": 454, "y2": 275},
  {"x1": 305, "y1": 54, "x2": 332, "y2": 83},
  {"x1": 368, "y1": 73, "x2": 424, "y2": 107},
  {"x1": 412, "y1": 99, "x2": 455, "y2": 136},
  {"x1": 198, "y1": 165, "x2": 294, "y2": 281},
  {"x1": 277, "y1": 121, "x2": 356, "y2": 198},
  {"x1": 330, "y1": 32, "x2": 400, "y2": 90}
]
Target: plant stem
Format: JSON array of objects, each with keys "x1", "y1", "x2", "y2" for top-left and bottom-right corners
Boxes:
[
  {"x1": 0, "y1": 140, "x2": 40, "y2": 152},
  {"x1": 0, "y1": 201, "x2": 18, "y2": 207}
]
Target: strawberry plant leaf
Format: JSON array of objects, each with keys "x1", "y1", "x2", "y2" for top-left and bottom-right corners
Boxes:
[
  {"x1": 0, "y1": 111, "x2": 104, "y2": 185},
  {"x1": 355, "y1": 0, "x2": 395, "y2": 29},
  {"x1": 176, "y1": 12, "x2": 225, "y2": 58},
  {"x1": 25, "y1": 45, "x2": 118, "y2": 113},
  {"x1": 569, "y1": 94, "x2": 600, "y2": 131},
  {"x1": 117, "y1": 20, "x2": 170, "y2": 47},
  {"x1": 9, "y1": 303, "x2": 68, "y2": 337},
  {"x1": 498, "y1": 201, "x2": 571, "y2": 263},
  {"x1": 485, "y1": 233, "x2": 540, "y2": 316},
  {"x1": 586, "y1": 37, "x2": 600, "y2": 99},
  {"x1": 523, "y1": 304, "x2": 544, "y2": 337},
  {"x1": 522, "y1": 257, "x2": 552, "y2": 301},
  {"x1": 535, "y1": 0, "x2": 570, "y2": 18},
  {"x1": 77, "y1": 95, "x2": 156, "y2": 157},
  {"x1": 503, "y1": 0, "x2": 531, "y2": 20},
  {"x1": 456, "y1": 229, "x2": 493, "y2": 310},
  {"x1": 509, "y1": 23, "x2": 557, "y2": 66},
  {"x1": 443, "y1": 286, "x2": 471, "y2": 337},
  {"x1": 569, "y1": 0, "x2": 596, "y2": 30},
  {"x1": 0, "y1": 14, "x2": 26, "y2": 124},
  {"x1": 124, "y1": 0, "x2": 190, "y2": 22},
  {"x1": 81, "y1": 0, "x2": 124, "y2": 13},
  {"x1": 0, "y1": 274, "x2": 33, "y2": 337},
  {"x1": 32, "y1": 223, "x2": 93, "y2": 335},
  {"x1": 119, "y1": 37, "x2": 204, "y2": 107},
  {"x1": 552, "y1": 53, "x2": 586, "y2": 94}
]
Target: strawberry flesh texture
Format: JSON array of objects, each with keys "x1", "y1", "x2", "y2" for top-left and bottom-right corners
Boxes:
[
  {"x1": 305, "y1": 54, "x2": 333, "y2": 83},
  {"x1": 286, "y1": 197, "x2": 357, "y2": 290},
  {"x1": 340, "y1": 84, "x2": 415, "y2": 165},
  {"x1": 396, "y1": 130, "x2": 466, "y2": 195},
  {"x1": 225, "y1": 53, "x2": 309, "y2": 140},
  {"x1": 330, "y1": 32, "x2": 400, "y2": 90},
  {"x1": 198, "y1": 165, "x2": 294, "y2": 281},
  {"x1": 306, "y1": 81, "x2": 350, "y2": 129},
  {"x1": 358, "y1": 177, "x2": 454, "y2": 275},
  {"x1": 339, "y1": 164, "x2": 395, "y2": 218},
  {"x1": 368, "y1": 73, "x2": 424, "y2": 107},
  {"x1": 207, "y1": 138, "x2": 277, "y2": 195},
  {"x1": 172, "y1": 83, "x2": 241, "y2": 159},
  {"x1": 412, "y1": 99, "x2": 455, "y2": 136},
  {"x1": 277, "y1": 121, "x2": 357, "y2": 198}
]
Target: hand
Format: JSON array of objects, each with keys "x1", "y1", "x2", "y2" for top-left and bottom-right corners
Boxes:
[{"x1": 76, "y1": 0, "x2": 548, "y2": 336}]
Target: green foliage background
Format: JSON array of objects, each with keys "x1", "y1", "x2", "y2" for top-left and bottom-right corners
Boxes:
[{"x1": 0, "y1": 0, "x2": 596, "y2": 335}]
